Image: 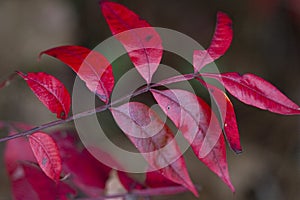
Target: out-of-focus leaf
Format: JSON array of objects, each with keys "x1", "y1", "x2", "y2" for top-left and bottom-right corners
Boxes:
[
  {"x1": 59, "y1": 147, "x2": 111, "y2": 197},
  {"x1": 100, "y1": 1, "x2": 163, "y2": 83},
  {"x1": 17, "y1": 71, "x2": 70, "y2": 119},
  {"x1": 15, "y1": 162, "x2": 75, "y2": 200},
  {"x1": 145, "y1": 170, "x2": 179, "y2": 188},
  {"x1": 117, "y1": 171, "x2": 144, "y2": 191},
  {"x1": 40, "y1": 45, "x2": 114, "y2": 103}
]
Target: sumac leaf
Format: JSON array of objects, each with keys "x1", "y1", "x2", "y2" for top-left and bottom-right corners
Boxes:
[
  {"x1": 40, "y1": 45, "x2": 114, "y2": 103},
  {"x1": 28, "y1": 132, "x2": 62, "y2": 182},
  {"x1": 204, "y1": 72, "x2": 300, "y2": 115},
  {"x1": 117, "y1": 171, "x2": 144, "y2": 191},
  {"x1": 4, "y1": 123, "x2": 36, "y2": 175},
  {"x1": 145, "y1": 170, "x2": 179, "y2": 188},
  {"x1": 59, "y1": 147, "x2": 111, "y2": 197},
  {"x1": 193, "y1": 12, "x2": 233, "y2": 71},
  {"x1": 14, "y1": 162, "x2": 75, "y2": 200},
  {"x1": 151, "y1": 89, "x2": 234, "y2": 191},
  {"x1": 110, "y1": 102, "x2": 198, "y2": 196},
  {"x1": 17, "y1": 71, "x2": 70, "y2": 119},
  {"x1": 51, "y1": 130, "x2": 114, "y2": 197},
  {"x1": 100, "y1": 1, "x2": 163, "y2": 83},
  {"x1": 198, "y1": 79, "x2": 242, "y2": 153}
]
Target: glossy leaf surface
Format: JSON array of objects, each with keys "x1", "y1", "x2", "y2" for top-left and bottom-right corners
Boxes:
[
  {"x1": 17, "y1": 72, "x2": 70, "y2": 119},
  {"x1": 40, "y1": 45, "x2": 114, "y2": 103}
]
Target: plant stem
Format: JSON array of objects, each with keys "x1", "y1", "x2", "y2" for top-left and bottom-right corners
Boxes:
[{"x1": 0, "y1": 73, "x2": 197, "y2": 143}]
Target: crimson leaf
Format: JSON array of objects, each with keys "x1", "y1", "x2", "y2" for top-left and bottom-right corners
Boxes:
[
  {"x1": 145, "y1": 170, "x2": 179, "y2": 188},
  {"x1": 40, "y1": 45, "x2": 114, "y2": 103},
  {"x1": 55, "y1": 145, "x2": 111, "y2": 196},
  {"x1": 28, "y1": 132, "x2": 62, "y2": 182},
  {"x1": 197, "y1": 78, "x2": 242, "y2": 153},
  {"x1": 151, "y1": 89, "x2": 234, "y2": 191},
  {"x1": 203, "y1": 73, "x2": 300, "y2": 115},
  {"x1": 17, "y1": 71, "x2": 71, "y2": 119},
  {"x1": 4, "y1": 123, "x2": 36, "y2": 175},
  {"x1": 193, "y1": 12, "x2": 233, "y2": 71},
  {"x1": 17, "y1": 162, "x2": 75, "y2": 200},
  {"x1": 110, "y1": 102, "x2": 198, "y2": 196},
  {"x1": 117, "y1": 171, "x2": 145, "y2": 191},
  {"x1": 100, "y1": 1, "x2": 163, "y2": 83}
]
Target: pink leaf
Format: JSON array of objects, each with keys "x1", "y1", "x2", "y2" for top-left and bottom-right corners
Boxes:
[
  {"x1": 51, "y1": 130, "x2": 114, "y2": 197},
  {"x1": 117, "y1": 171, "x2": 144, "y2": 191},
  {"x1": 110, "y1": 102, "x2": 198, "y2": 196},
  {"x1": 151, "y1": 89, "x2": 235, "y2": 192},
  {"x1": 4, "y1": 123, "x2": 75, "y2": 200},
  {"x1": 40, "y1": 45, "x2": 114, "y2": 103},
  {"x1": 14, "y1": 162, "x2": 75, "y2": 200},
  {"x1": 100, "y1": 1, "x2": 163, "y2": 83},
  {"x1": 17, "y1": 71, "x2": 70, "y2": 119},
  {"x1": 58, "y1": 146, "x2": 111, "y2": 197},
  {"x1": 203, "y1": 72, "x2": 300, "y2": 115},
  {"x1": 132, "y1": 185, "x2": 193, "y2": 197},
  {"x1": 193, "y1": 12, "x2": 233, "y2": 71},
  {"x1": 198, "y1": 78, "x2": 242, "y2": 153},
  {"x1": 4, "y1": 123, "x2": 36, "y2": 175},
  {"x1": 28, "y1": 132, "x2": 62, "y2": 182},
  {"x1": 145, "y1": 170, "x2": 179, "y2": 188}
]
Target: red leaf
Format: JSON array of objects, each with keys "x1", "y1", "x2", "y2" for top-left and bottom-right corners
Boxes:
[
  {"x1": 17, "y1": 72, "x2": 70, "y2": 119},
  {"x1": 28, "y1": 132, "x2": 62, "y2": 182},
  {"x1": 145, "y1": 170, "x2": 179, "y2": 188},
  {"x1": 59, "y1": 146, "x2": 112, "y2": 197},
  {"x1": 51, "y1": 130, "x2": 114, "y2": 197},
  {"x1": 3, "y1": 123, "x2": 75, "y2": 200},
  {"x1": 110, "y1": 102, "x2": 198, "y2": 196},
  {"x1": 151, "y1": 89, "x2": 235, "y2": 192},
  {"x1": 4, "y1": 123, "x2": 36, "y2": 175},
  {"x1": 204, "y1": 72, "x2": 300, "y2": 115},
  {"x1": 40, "y1": 45, "x2": 114, "y2": 103},
  {"x1": 132, "y1": 185, "x2": 192, "y2": 197},
  {"x1": 193, "y1": 12, "x2": 233, "y2": 71},
  {"x1": 117, "y1": 171, "x2": 144, "y2": 191},
  {"x1": 12, "y1": 162, "x2": 75, "y2": 200},
  {"x1": 100, "y1": 1, "x2": 163, "y2": 83},
  {"x1": 198, "y1": 79, "x2": 242, "y2": 153}
]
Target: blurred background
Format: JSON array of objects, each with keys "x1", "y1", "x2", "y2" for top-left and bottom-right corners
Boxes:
[{"x1": 0, "y1": 0, "x2": 299, "y2": 199}]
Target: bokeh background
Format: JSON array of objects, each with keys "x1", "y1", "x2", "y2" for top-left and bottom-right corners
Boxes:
[{"x1": 0, "y1": 0, "x2": 299, "y2": 199}]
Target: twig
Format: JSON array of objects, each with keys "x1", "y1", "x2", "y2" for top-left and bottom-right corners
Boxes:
[{"x1": 0, "y1": 72, "x2": 198, "y2": 143}]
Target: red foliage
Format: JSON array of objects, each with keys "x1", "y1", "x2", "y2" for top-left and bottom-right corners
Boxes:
[
  {"x1": 40, "y1": 46, "x2": 114, "y2": 104},
  {"x1": 1, "y1": 0, "x2": 299, "y2": 199},
  {"x1": 28, "y1": 132, "x2": 62, "y2": 182},
  {"x1": 17, "y1": 72, "x2": 71, "y2": 119}
]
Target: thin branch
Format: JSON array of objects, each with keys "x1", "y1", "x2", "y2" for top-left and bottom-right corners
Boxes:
[{"x1": 0, "y1": 72, "x2": 199, "y2": 143}]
